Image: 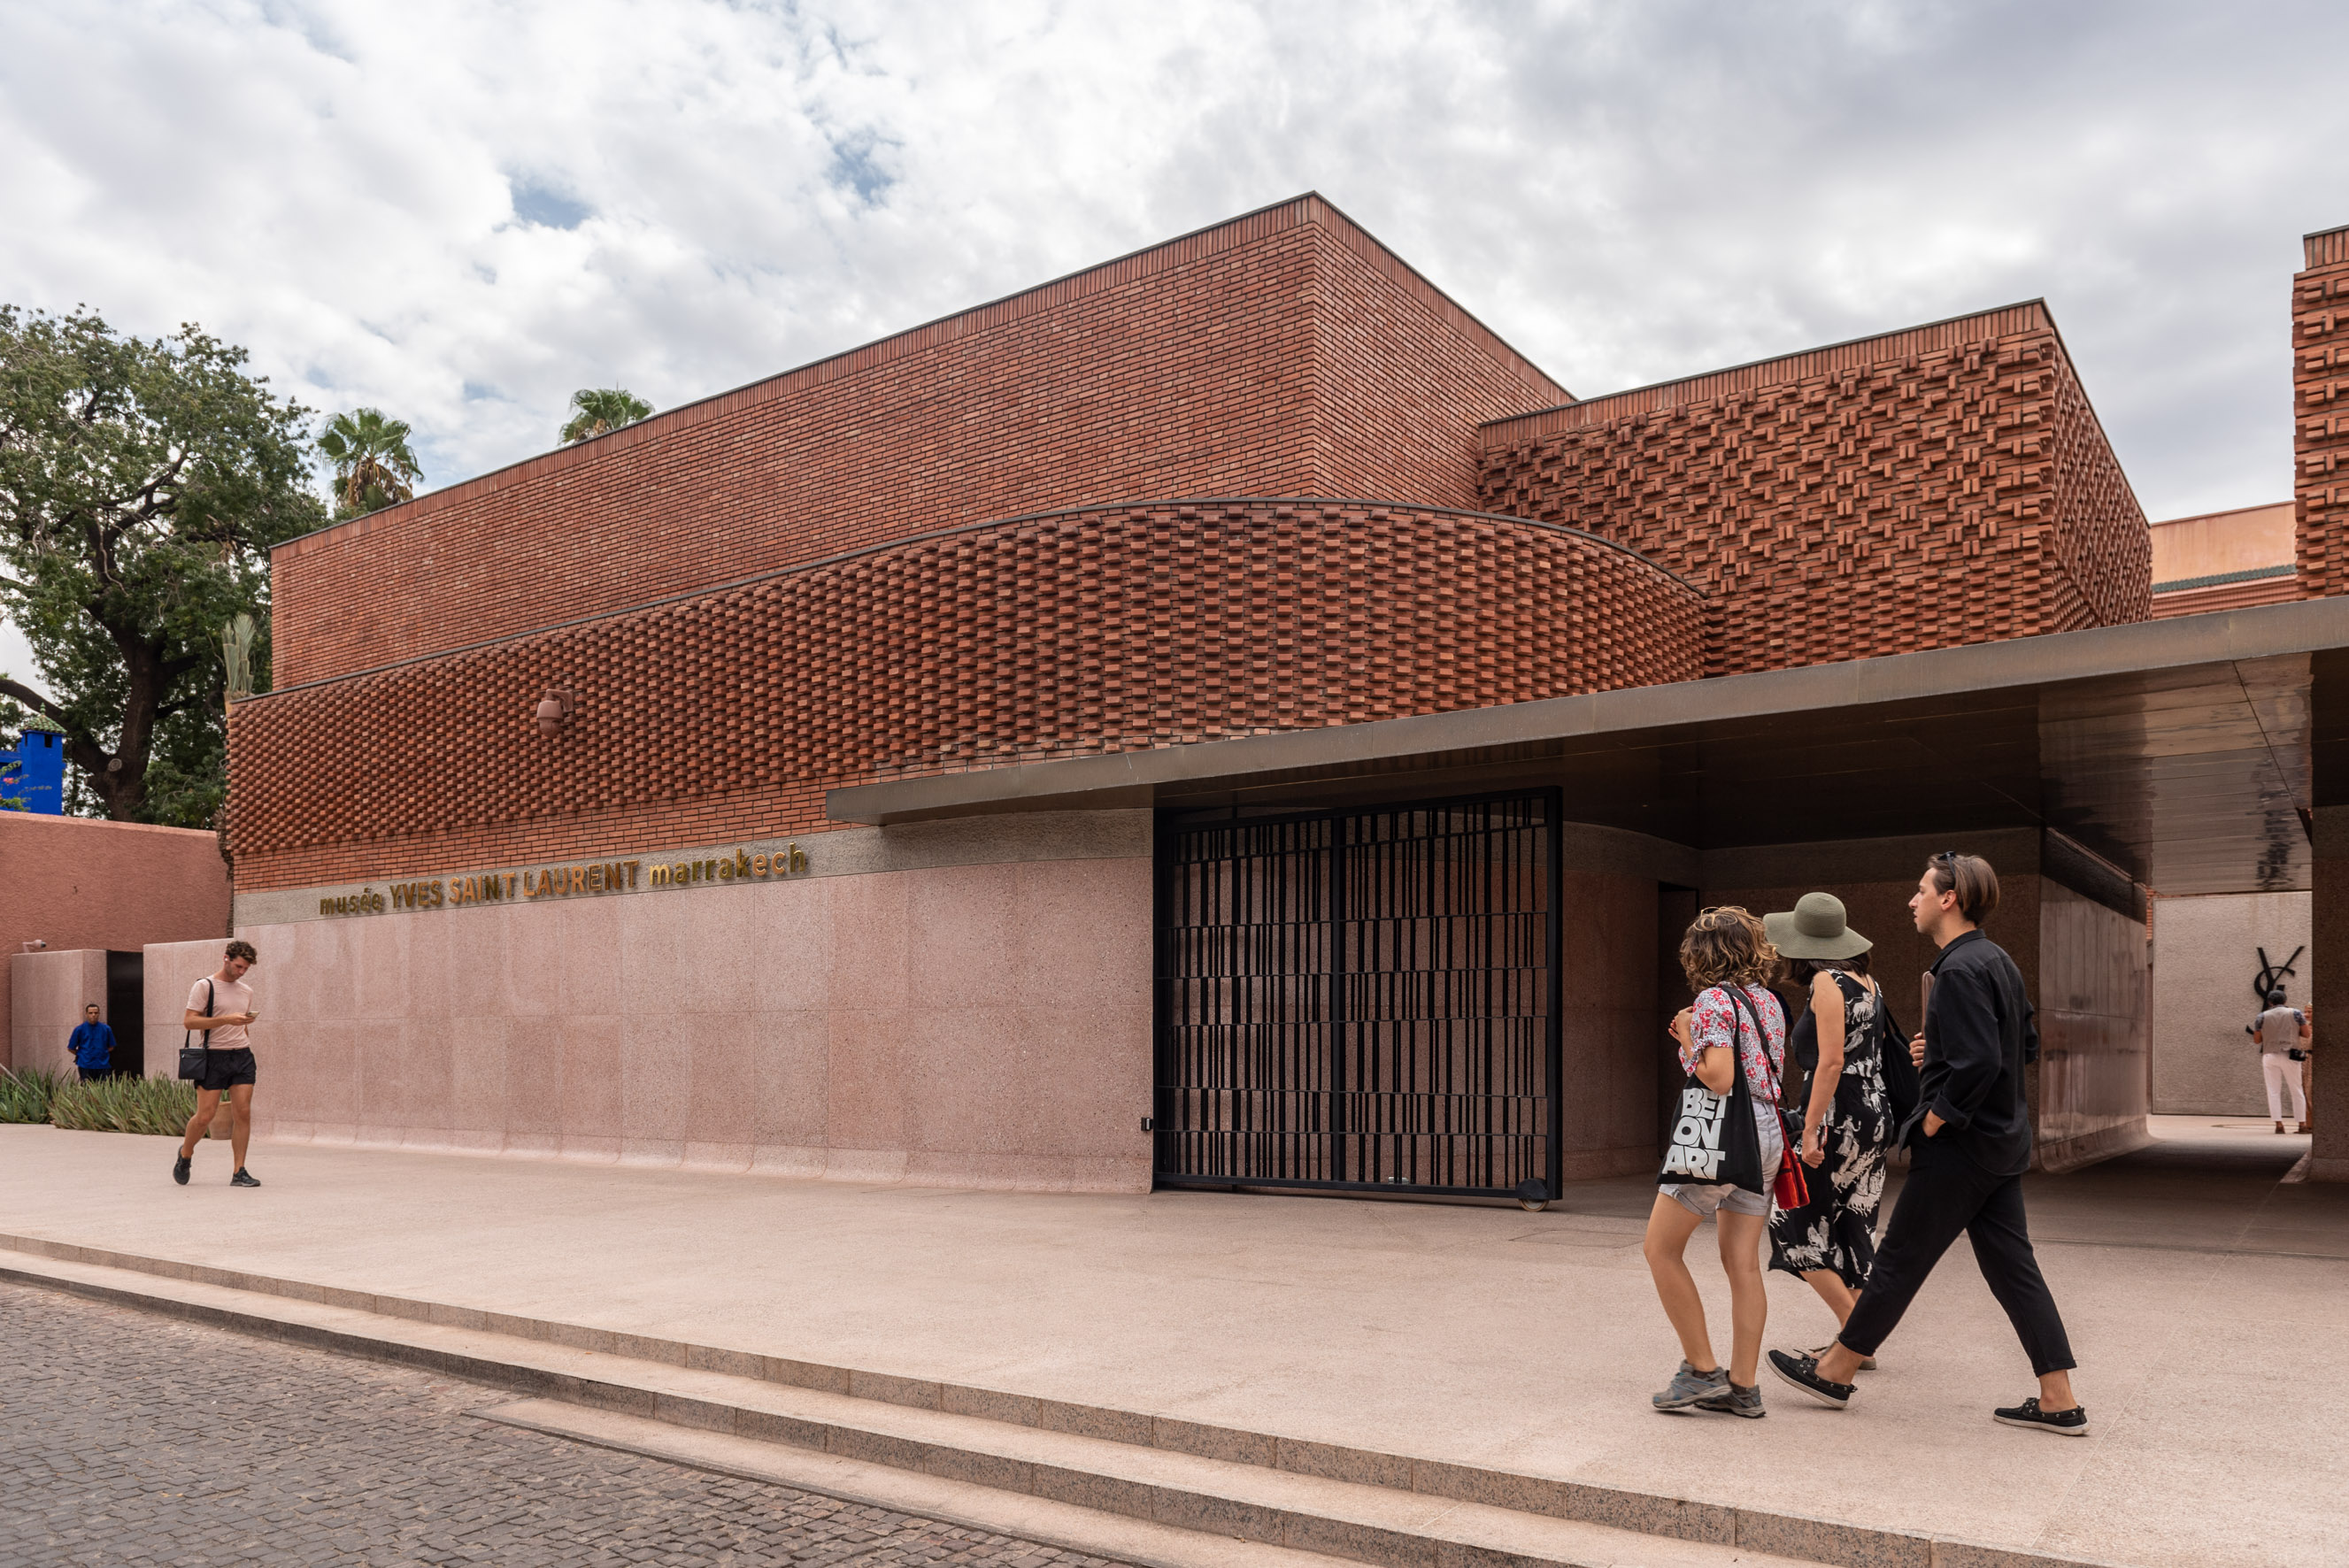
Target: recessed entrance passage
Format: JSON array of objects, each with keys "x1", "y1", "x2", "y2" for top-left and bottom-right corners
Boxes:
[{"x1": 1153, "y1": 792, "x2": 1562, "y2": 1203}]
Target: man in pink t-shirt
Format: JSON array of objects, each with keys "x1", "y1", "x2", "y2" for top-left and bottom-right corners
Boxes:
[{"x1": 173, "y1": 940, "x2": 262, "y2": 1188}]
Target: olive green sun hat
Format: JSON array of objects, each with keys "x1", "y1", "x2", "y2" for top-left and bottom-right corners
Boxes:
[{"x1": 1763, "y1": 891, "x2": 1873, "y2": 961}]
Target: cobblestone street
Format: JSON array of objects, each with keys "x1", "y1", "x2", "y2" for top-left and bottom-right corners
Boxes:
[{"x1": 0, "y1": 1280, "x2": 1142, "y2": 1567}]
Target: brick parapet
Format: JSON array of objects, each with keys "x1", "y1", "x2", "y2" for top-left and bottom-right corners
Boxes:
[
  {"x1": 228, "y1": 499, "x2": 1698, "y2": 891},
  {"x1": 269, "y1": 196, "x2": 1567, "y2": 690},
  {"x1": 2294, "y1": 225, "x2": 2349, "y2": 596},
  {"x1": 1476, "y1": 306, "x2": 2149, "y2": 675}
]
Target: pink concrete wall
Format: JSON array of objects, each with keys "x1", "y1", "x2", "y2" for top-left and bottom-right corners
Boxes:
[
  {"x1": 8, "y1": 949, "x2": 107, "y2": 1078},
  {"x1": 0, "y1": 813, "x2": 230, "y2": 1069},
  {"x1": 240, "y1": 854, "x2": 1154, "y2": 1192}
]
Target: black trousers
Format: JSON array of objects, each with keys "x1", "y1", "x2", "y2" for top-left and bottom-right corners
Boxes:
[{"x1": 1837, "y1": 1135, "x2": 2076, "y2": 1375}]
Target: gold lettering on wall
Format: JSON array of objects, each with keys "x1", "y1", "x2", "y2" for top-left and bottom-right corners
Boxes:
[{"x1": 319, "y1": 844, "x2": 802, "y2": 918}]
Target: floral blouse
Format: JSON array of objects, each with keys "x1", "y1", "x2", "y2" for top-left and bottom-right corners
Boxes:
[{"x1": 1678, "y1": 981, "x2": 1786, "y2": 1105}]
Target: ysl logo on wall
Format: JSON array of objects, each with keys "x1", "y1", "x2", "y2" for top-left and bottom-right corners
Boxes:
[{"x1": 2254, "y1": 944, "x2": 2304, "y2": 1003}]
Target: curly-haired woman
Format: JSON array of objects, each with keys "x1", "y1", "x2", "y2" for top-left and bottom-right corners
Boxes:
[{"x1": 1646, "y1": 905, "x2": 1787, "y2": 1419}]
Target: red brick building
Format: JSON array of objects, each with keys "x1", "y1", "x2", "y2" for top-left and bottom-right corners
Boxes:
[{"x1": 227, "y1": 195, "x2": 2340, "y2": 1194}]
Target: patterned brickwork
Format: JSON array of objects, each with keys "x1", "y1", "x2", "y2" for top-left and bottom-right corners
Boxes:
[
  {"x1": 229, "y1": 500, "x2": 1698, "y2": 889},
  {"x1": 2295, "y1": 226, "x2": 2349, "y2": 596},
  {"x1": 1476, "y1": 304, "x2": 2151, "y2": 675},
  {"x1": 271, "y1": 196, "x2": 1566, "y2": 690}
]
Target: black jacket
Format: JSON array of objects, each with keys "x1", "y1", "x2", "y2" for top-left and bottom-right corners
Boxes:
[{"x1": 1906, "y1": 929, "x2": 2038, "y2": 1176}]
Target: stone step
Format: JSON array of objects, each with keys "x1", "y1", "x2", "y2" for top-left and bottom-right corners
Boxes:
[
  {"x1": 472, "y1": 1398, "x2": 1811, "y2": 1568},
  {"x1": 0, "y1": 1234, "x2": 2116, "y2": 1568}
]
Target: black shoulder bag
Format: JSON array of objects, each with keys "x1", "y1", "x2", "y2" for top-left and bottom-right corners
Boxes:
[
  {"x1": 1877, "y1": 988, "x2": 1922, "y2": 1126},
  {"x1": 177, "y1": 980, "x2": 215, "y2": 1082},
  {"x1": 1658, "y1": 987, "x2": 1768, "y2": 1195}
]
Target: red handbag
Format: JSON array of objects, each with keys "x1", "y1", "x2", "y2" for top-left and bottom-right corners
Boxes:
[{"x1": 1773, "y1": 1103, "x2": 1810, "y2": 1211}]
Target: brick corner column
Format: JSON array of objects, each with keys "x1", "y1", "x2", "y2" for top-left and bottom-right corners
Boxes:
[{"x1": 2294, "y1": 225, "x2": 2349, "y2": 598}]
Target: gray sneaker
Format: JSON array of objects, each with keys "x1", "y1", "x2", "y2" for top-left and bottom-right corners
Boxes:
[
  {"x1": 1698, "y1": 1380, "x2": 1766, "y2": 1418},
  {"x1": 1652, "y1": 1360, "x2": 1732, "y2": 1412}
]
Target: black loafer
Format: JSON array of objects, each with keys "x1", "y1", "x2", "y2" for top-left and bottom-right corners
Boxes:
[
  {"x1": 230, "y1": 1168, "x2": 261, "y2": 1188},
  {"x1": 1766, "y1": 1349, "x2": 1853, "y2": 1409},
  {"x1": 1994, "y1": 1396, "x2": 2088, "y2": 1436},
  {"x1": 173, "y1": 1155, "x2": 190, "y2": 1187}
]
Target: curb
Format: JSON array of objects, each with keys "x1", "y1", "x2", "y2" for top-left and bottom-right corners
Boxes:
[{"x1": 0, "y1": 1232, "x2": 2123, "y2": 1568}]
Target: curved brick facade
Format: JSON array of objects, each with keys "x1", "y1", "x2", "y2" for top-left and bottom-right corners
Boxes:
[
  {"x1": 1478, "y1": 304, "x2": 2151, "y2": 676},
  {"x1": 229, "y1": 500, "x2": 1699, "y2": 889}
]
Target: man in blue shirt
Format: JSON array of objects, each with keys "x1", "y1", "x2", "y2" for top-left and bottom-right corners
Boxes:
[{"x1": 67, "y1": 1003, "x2": 115, "y2": 1082}]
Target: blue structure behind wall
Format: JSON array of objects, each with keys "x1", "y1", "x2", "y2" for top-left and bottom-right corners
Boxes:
[{"x1": 4, "y1": 726, "x2": 65, "y2": 815}]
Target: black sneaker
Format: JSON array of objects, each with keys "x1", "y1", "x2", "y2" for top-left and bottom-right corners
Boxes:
[
  {"x1": 1766, "y1": 1349, "x2": 1853, "y2": 1409},
  {"x1": 229, "y1": 1168, "x2": 261, "y2": 1188},
  {"x1": 1993, "y1": 1396, "x2": 2088, "y2": 1436},
  {"x1": 173, "y1": 1155, "x2": 190, "y2": 1186}
]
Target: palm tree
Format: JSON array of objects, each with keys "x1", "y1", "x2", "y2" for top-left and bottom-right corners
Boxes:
[
  {"x1": 561, "y1": 388, "x2": 653, "y2": 444},
  {"x1": 317, "y1": 409, "x2": 423, "y2": 519}
]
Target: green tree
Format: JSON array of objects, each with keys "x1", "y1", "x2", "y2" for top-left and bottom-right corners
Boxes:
[
  {"x1": 0, "y1": 305, "x2": 324, "y2": 824},
  {"x1": 317, "y1": 407, "x2": 422, "y2": 519},
  {"x1": 560, "y1": 387, "x2": 653, "y2": 444}
]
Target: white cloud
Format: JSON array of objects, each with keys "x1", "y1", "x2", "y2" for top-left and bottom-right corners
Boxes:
[{"x1": 0, "y1": 0, "x2": 2341, "y2": 671}]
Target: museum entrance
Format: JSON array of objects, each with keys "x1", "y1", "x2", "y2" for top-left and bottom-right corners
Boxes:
[{"x1": 1152, "y1": 791, "x2": 1562, "y2": 1206}]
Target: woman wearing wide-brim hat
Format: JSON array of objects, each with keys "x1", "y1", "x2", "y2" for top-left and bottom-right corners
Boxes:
[{"x1": 1763, "y1": 892, "x2": 1902, "y2": 1363}]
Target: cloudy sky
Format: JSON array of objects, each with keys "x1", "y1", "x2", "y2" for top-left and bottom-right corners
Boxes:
[{"x1": 4, "y1": 0, "x2": 2344, "y2": 691}]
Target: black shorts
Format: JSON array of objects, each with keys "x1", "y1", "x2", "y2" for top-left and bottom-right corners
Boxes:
[{"x1": 196, "y1": 1049, "x2": 258, "y2": 1091}]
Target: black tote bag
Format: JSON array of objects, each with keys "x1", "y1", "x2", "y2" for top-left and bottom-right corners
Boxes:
[{"x1": 1657, "y1": 986, "x2": 1768, "y2": 1195}]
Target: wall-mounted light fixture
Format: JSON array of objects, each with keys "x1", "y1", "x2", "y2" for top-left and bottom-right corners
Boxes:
[
  {"x1": 534, "y1": 688, "x2": 574, "y2": 737},
  {"x1": 19, "y1": 939, "x2": 48, "y2": 953}
]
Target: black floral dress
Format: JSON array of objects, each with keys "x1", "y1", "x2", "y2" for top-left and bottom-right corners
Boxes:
[{"x1": 1768, "y1": 972, "x2": 1896, "y2": 1287}]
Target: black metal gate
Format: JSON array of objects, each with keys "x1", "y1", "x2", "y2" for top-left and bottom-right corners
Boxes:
[{"x1": 1152, "y1": 791, "x2": 1561, "y2": 1202}]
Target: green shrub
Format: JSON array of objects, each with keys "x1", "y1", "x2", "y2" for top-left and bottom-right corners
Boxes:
[
  {"x1": 0, "y1": 1066, "x2": 59, "y2": 1123},
  {"x1": 48, "y1": 1074, "x2": 198, "y2": 1136}
]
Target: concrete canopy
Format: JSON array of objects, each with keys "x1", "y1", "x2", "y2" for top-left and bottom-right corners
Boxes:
[{"x1": 828, "y1": 596, "x2": 2349, "y2": 898}]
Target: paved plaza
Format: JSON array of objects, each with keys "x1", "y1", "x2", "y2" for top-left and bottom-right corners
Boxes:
[
  {"x1": 0, "y1": 1278, "x2": 1143, "y2": 1568},
  {"x1": 0, "y1": 1117, "x2": 2341, "y2": 1568}
]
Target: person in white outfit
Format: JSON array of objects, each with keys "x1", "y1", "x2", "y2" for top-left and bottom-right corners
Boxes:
[{"x1": 2252, "y1": 989, "x2": 2310, "y2": 1134}]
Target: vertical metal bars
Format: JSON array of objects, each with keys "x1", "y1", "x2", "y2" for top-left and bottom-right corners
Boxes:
[{"x1": 1153, "y1": 792, "x2": 1560, "y2": 1199}]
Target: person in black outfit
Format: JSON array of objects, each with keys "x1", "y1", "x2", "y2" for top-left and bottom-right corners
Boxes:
[{"x1": 1767, "y1": 853, "x2": 2087, "y2": 1436}]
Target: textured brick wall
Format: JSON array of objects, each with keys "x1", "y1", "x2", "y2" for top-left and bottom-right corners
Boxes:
[
  {"x1": 1477, "y1": 304, "x2": 2151, "y2": 675},
  {"x1": 271, "y1": 196, "x2": 1566, "y2": 690},
  {"x1": 229, "y1": 499, "x2": 1698, "y2": 890},
  {"x1": 2296, "y1": 226, "x2": 2349, "y2": 596}
]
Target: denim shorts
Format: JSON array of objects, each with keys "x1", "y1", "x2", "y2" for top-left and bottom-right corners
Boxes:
[{"x1": 1661, "y1": 1114, "x2": 1783, "y2": 1218}]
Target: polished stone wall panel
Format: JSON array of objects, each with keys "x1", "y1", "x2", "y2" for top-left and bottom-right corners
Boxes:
[
  {"x1": 239, "y1": 839, "x2": 1154, "y2": 1193},
  {"x1": 2035, "y1": 880, "x2": 2152, "y2": 1172},
  {"x1": 8, "y1": 949, "x2": 107, "y2": 1080}
]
